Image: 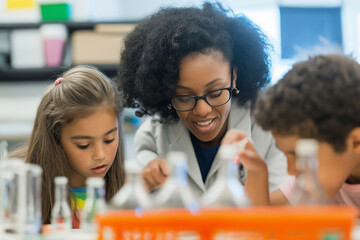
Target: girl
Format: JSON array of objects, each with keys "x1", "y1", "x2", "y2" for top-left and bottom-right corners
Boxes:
[{"x1": 16, "y1": 66, "x2": 125, "y2": 227}]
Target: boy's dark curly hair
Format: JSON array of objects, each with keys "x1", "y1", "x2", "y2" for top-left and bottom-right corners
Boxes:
[
  {"x1": 116, "y1": 2, "x2": 272, "y2": 122},
  {"x1": 254, "y1": 54, "x2": 360, "y2": 153}
]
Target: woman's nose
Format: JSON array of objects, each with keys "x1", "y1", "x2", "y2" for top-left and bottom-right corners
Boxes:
[{"x1": 192, "y1": 99, "x2": 212, "y2": 116}]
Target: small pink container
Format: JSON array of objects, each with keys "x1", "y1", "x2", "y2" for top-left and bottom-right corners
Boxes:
[
  {"x1": 40, "y1": 24, "x2": 67, "y2": 67},
  {"x1": 44, "y1": 39, "x2": 65, "y2": 67}
]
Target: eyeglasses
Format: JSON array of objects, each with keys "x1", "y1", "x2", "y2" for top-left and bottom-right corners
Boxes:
[{"x1": 171, "y1": 87, "x2": 233, "y2": 112}]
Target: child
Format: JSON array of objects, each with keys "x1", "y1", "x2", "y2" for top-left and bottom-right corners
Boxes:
[
  {"x1": 225, "y1": 54, "x2": 360, "y2": 208},
  {"x1": 14, "y1": 66, "x2": 125, "y2": 227}
]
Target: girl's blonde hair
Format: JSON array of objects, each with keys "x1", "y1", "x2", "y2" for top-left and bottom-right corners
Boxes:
[{"x1": 25, "y1": 65, "x2": 125, "y2": 224}]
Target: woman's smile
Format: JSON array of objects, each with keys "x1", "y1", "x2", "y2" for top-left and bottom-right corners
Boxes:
[{"x1": 193, "y1": 118, "x2": 216, "y2": 133}]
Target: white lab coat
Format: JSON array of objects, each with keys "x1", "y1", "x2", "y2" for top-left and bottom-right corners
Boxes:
[{"x1": 134, "y1": 103, "x2": 289, "y2": 197}]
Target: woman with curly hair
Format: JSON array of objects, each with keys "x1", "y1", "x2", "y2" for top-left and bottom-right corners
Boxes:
[{"x1": 115, "y1": 2, "x2": 289, "y2": 202}]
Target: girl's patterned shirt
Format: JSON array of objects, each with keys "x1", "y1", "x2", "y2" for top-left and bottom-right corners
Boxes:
[{"x1": 70, "y1": 186, "x2": 87, "y2": 229}]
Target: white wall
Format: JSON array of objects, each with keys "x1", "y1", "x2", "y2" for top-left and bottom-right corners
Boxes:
[
  {"x1": 114, "y1": 0, "x2": 360, "y2": 82},
  {"x1": 342, "y1": 0, "x2": 360, "y2": 60}
]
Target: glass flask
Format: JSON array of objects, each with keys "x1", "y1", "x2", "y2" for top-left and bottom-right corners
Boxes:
[
  {"x1": 0, "y1": 159, "x2": 25, "y2": 234},
  {"x1": 110, "y1": 160, "x2": 152, "y2": 212},
  {"x1": 81, "y1": 177, "x2": 107, "y2": 232},
  {"x1": 24, "y1": 163, "x2": 43, "y2": 234},
  {"x1": 154, "y1": 151, "x2": 199, "y2": 213},
  {"x1": 0, "y1": 140, "x2": 8, "y2": 161},
  {"x1": 153, "y1": 151, "x2": 200, "y2": 240},
  {"x1": 0, "y1": 160, "x2": 43, "y2": 234},
  {"x1": 290, "y1": 138, "x2": 327, "y2": 206},
  {"x1": 201, "y1": 144, "x2": 250, "y2": 208},
  {"x1": 51, "y1": 176, "x2": 72, "y2": 233}
]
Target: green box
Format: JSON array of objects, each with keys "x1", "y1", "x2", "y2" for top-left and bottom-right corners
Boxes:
[{"x1": 40, "y1": 3, "x2": 71, "y2": 22}]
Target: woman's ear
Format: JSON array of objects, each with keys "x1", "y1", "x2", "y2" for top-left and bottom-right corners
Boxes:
[
  {"x1": 232, "y1": 67, "x2": 238, "y2": 87},
  {"x1": 349, "y1": 128, "x2": 360, "y2": 154}
]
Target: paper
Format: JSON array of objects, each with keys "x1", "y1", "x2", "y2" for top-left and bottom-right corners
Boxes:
[{"x1": 7, "y1": 0, "x2": 35, "y2": 9}]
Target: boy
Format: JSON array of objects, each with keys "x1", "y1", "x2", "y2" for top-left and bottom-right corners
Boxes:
[{"x1": 230, "y1": 54, "x2": 360, "y2": 207}]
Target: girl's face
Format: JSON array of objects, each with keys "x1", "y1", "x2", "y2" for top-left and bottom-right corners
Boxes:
[
  {"x1": 175, "y1": 52, "x2": 235, "y2": 147},
  {"x1": 60, "y1": 107, "x2": 118, "y2": 187}
]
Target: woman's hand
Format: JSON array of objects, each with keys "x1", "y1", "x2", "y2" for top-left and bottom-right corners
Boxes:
[
  {"x1": 142, "y1": 158, "x2": 170, "y2": 190},
  {"x1": 222, "y1": 129, "x2": 270, "y2": 205}
]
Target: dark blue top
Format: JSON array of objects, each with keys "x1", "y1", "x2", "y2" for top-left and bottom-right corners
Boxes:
[{"x1": 190, "y1": 132, "x2": 220, "y2": 183}]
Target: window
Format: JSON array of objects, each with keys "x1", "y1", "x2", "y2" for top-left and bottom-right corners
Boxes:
[{"x1": 280, "y1": 7, "x2": 343, "y2": 59}]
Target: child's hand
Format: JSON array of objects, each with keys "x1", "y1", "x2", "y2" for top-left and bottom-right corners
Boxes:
[
  {"x1": 222, "y1": 129, "x2": 270, "y2": 205},
  {"x1": 142, "y1": 158, "x2": 170, "y2": 190},
  {"x1": 221, "y1": 129, "x2": 267, "y2": 173}
]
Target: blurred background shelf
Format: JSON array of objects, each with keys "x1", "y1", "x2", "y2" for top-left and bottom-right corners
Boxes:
[
  {"x1": 0, "y1": 21, "x2": 134, "y2": 32},
  {"x1": 0, "y1": 21, "x2": 135, "y2": 82},
  {"x1": 0, "y1": 64, "x2": 118, "y2": 81}
]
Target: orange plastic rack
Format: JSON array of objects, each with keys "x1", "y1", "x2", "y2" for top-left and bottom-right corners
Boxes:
[{"x1": 96, "y1": 206, "x2": 358, "y2": 240}]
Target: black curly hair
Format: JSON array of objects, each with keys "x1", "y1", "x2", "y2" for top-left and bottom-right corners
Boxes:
[
  {"x1": 254, "y1": 54, "x2": 360, "y2": 153},
  {"x1": 116, "y1": 2, "x2": 272, "y2": 123}
]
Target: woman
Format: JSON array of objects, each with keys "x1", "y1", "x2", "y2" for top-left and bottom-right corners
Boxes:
[{"x1": 116, "y1": 2, "x2": 289, "y2": 199}]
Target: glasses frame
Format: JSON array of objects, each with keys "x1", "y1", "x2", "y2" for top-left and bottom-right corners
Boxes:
[{"x1": 170, "y1": 87, "x2": 233, "y2": 112}]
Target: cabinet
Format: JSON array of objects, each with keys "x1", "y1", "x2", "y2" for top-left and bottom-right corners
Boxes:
[
  {"x1": 0, "y1": 21, "x2": 141, "y2": 159},
  {"x1": 0, "y1": 21, "x2": 134, "y2": 81}
]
